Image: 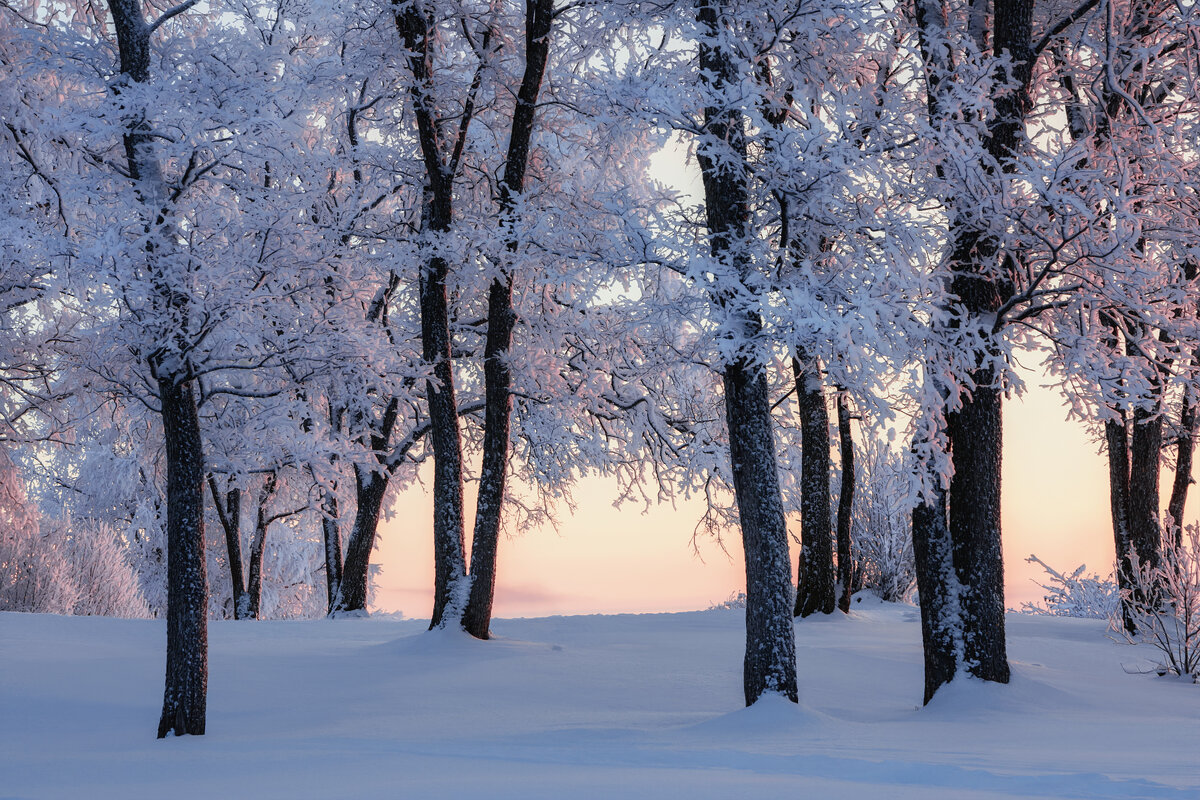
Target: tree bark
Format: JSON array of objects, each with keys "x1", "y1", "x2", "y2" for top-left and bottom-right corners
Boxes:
[
  {"x1": 335, "y1": 466, "x2": 390, "y2": 614},
  {"x1": 1106, "y1": 411, "x2": 1137, "y2": 632},
  {"x1": 244, "y1": 473, "x2": 276, "y2": 620},
  {"x1": 106, "y1": 0, "x2": 208, "y2": 738},
  {"x1": 697, "y1": 0, "x2": 797, "y2": 706},
  {"x1": 1168, "y1": 388, "x2": 1196, "y2": 549},
  {"x1": 208, "y1": 478, "x2": 247, "y2": 619},
  {"x1": 319, "y1": 489, "x2": 342, "y2": 613},
  {"x1": 792, "y1": 354, "x2": 835, "y2": 617},
  {"x1": 945, "y1": 367, "x2": 1010, "y2": 684},
  {"x1": 155, "y1": 375, "x2": 208, "y2": 737},
  {"x1": 395, "y1": 2, "x2": 469, "y2": 630},
  {"x1": 463, "y1": 0, "x2": 554, "y2": 640},
  {"x1": 1128, "y1": 402, "x2": 1163, "y2": 572},
  {"x1": 911, "y1": 472, "x2": 958, "y2": 704},
  {"x1": 835, "y1": 391, "x2": 855, "y2": 613}
]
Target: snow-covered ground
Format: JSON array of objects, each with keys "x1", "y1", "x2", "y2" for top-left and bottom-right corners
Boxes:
[{"x1": 3, "y1": 595, "x2": 1198, "y2": 799}]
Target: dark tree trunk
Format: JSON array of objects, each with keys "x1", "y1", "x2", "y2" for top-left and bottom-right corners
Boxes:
[
  {"x1": 1106, "y1": 412, "x2": 1137, "y2": 632},
  {"x1": 107, "y1": 0, "x2": 207, "y2": 738},
  {"x1": 335, "y1": 466, "x2": 390, "y2": 614},
  {"x1": 945, "y1": 368, "x2": 1010, "y2": 685},
  {"x1": 319, "y1": 490, "x2": 342, "y2": 614},
  {"x1": 245, "y1": 474, "x2": 276, "y2": 620},
  {"x1": 1167, "y1": 261, "x2": 1200, "y2": 548},
  {"x1": 907, "y1": 0, "x2": 1034, "y2": 696},
  {"x1": 697, "y1": 0, "x2": 797, "y2": 707},
  {"x1": 835, "y1": 391, "x2": 855, "y2": 614},
  {"x1": 422, "y1": 256, "x2": 467, "y2": 630},
  {"x1": 1125, "y1": 323, "x2": 1164, "y2": 585},
  {"x1": 930, "y1": 0, "x2": 1034, "y2": 691},
  {"x1": 911, "y1": 471, "x2": 958, "y2": 704},
  {"x1": 1168, "y1": 389, "x2": 1196, "y2": 549},
  {"x1": 1128, "y1": 403, "x2": 1163, "y2": 572},
  {"x1": 792, "y1": 354, "x2": 835, "y2": 617},
  {"x1": 724, "y1": 361, "x2": 800, "y2": 705},
  {"x1": 208, "y1": 478, "x2": 247, "y2": 619},
  {"x1": 156, "y1": 375, "x2": 208, "y2": 738},
  {"x1": 463, "y1": 0, "x2": 555, "y2": 640},
  {"x1": 395, "y1": 3, "x2": 469, "y2": 630}
]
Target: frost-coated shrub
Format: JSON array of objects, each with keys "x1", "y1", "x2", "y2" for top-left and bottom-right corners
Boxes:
[
  {"x1": 0, "y1": 449, "x2": 75, "y2": 613},
  {"x1": 56, "y1": 517, "x2": 150, "y2": 618},
  {"x1": 1112, "y1": 526, "x2": 1200, "y2": 682},
  {"x1": 1021, "y1": 555, "x2": 1119, "y2": 619},
  {"x1": 707, "y1": 590, "x2": 747, "y2": 610},
  {"x1": 848, "y1": 440, "x2": 915, "y2": 602}
]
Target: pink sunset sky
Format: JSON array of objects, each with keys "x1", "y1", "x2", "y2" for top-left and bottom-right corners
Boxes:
[{"x1": 371, "y1": 366, "x2": 1121, "y2": 619}]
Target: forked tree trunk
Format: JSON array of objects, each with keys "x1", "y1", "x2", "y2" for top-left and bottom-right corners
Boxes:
[
  {"x1": 208, "y1": 478, "x2": 248, "y2": 619},
  {"x1": 463, "y1": 0, "x2": 555, "y2": 640},
  {"x1": 697, "y1": 0, "x2": 797, "y2": 706},
  {"x1": 792, "y1": 354, "x2": 835, "y2": 617},
  {"x1": 835, "y1": 392, "x2": 855, "y2": 613},
  {"x1": 245, "y1": 474, "x2": 277, "y2": 620},
  {"x1": 906, "y1": 0, "x2": 1033, "y2": 697}
]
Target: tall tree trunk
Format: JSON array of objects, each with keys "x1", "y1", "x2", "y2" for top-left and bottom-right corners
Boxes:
[
  {"x1": 697, "y1": 0, "x2": 797, "y2": 706},
  {"x1": 934, "y1": 0, "x2": 1035, "y2": 690},
  {"x1": 1168, "y1": 388, "x2": 1196, "y2": 549},
  {"x1": 1126, "y1": 325, "x2": 1164, "y2": 579},
  {"x1": 910, "y1": 0, "x2": 1033, "y2": 694},
  {"x1": 945, "y1": 366, "x2": 1010, "y2": 684},
  {"x1": 245, "y1": 473, "x2": 276, "y2": 620},
  {"x1": 1106, "y1": 412, "x2": 1137, "y2": 632},
  {"x1": 335, "y1": 466, "x2": 390, "y2": 614},
  {"x1": 1128, "y1": 402, "x2": 1163, "y2": 572},
  {"x1": 462, "y1": 0, "x2": 554, "y2": 640},
  {"x1": 395, "y1": 3, "x2": 471, "y2": 631},
  {"x1": 319, "y1": 489, "x2": 342, "y2": 613},
  {"x1": 107, "y1": 0, "x2": 207, "y2": 738},
  {"x1": 156, "y1": 375, "x2": 208, "y2": 737},
  {"x1": 792, "y1": 354, "x2": 835, "y2": 617},
  {"x1": 1167, "y1": 261, "x2": 1200, "y2": 549},
  {"x1": 835, "y1": 391, "x2": 855, "y2": 613},
  {"x1": 331, "y1": 393, "x2": 398, "y2": 615},
  {"x1": 422, "y1": 253, "x2": 467, "y2": 630},
  {"x1": 911, "y1": 470, "x2": 958, "y2": 704},
  {"x1": 724, "y1": 361, "x2": 800, "y2": 705},
  {"x1": 1101, "y1": 310, "x2": 1145, "y2": 631}
]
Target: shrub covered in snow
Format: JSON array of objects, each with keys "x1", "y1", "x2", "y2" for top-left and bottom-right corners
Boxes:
[
  {"x1": 1112, "y1": 526, "x2": 1200, "y2": 682},
  {"x1": 707, "y1": 590, "x2": 747, "y2": 611},
  {"x1": 1021, "y1": 555, "x2": 1119, "y2": 619},
  {"x1": 847, "y1": 440, "x2": 915, "y2": 603}
]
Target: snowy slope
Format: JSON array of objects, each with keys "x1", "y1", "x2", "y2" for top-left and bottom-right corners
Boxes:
[{"x1": 2, "y1": 597, "x2": 1198, "y2": 799}]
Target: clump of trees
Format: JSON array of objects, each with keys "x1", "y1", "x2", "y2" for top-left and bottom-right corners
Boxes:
[{"x1": 2, "y1": 0, "x2": 1198, "y2": 735}]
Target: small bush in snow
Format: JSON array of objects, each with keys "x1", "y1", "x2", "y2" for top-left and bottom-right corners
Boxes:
[
  {"x1": 1021, "y1": 555, "x2": 1119, "y2": 619},
  {"x1": 708, "y1": 590, "x2": 747, "y2": 610},
  {"x1": 1112, "y1": 526, "x2": 1200, "y2": 682},
  {"x1": 847, "y1": 440, "x2": 915, "y2": 603}
]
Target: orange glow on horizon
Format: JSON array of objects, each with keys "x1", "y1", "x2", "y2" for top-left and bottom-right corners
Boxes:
[{"x1": 373, "y1": 365, "x2": 1134, "y2": 620}]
